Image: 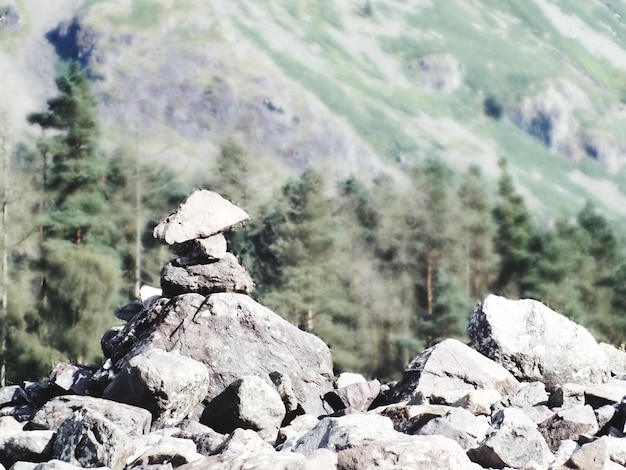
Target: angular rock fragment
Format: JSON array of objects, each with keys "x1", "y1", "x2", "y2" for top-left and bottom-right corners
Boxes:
[
  {"x1": 323, "y1": 380, "x2": 380, "y2": 413},
  {"x1": 52, "y1": 409, "x2": 133, "y2": 470},
  {"x1": 27, "y1": 395, "x2": 151, "y2": 437},
  {"x1": 103, "y1": 348, "x2": 210, "y2": 421},
  {"x1": 389, "y1": 338, "x2": 520, "y2": 403},
  {"x1": 153, "y1": 190, "x2": 250, "y2": 245},
  {"x1": 538, "y1": 405, "x2": 599, "y2": 452},
  {"x1": 201, "y1": 375, "x2": 286, "y2": 442},
  {"x1": 336, "y1": 434, "x2": 479, "y2": 470},
  {"x1": 172, "y1": 234, "x2": 228, "y2": 262},
  {"x1": 0, "y1": 430, "x2": 55, "y2": 467},
  {"x1": 468, "y1": 408, "x2": 554, "y2": 469},
  {"x1": 160, "y1": 253, "x2": 253, "y2": 297}
]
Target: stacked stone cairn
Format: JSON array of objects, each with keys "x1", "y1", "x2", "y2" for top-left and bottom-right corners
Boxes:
[{"x1": 3, "y1": 190, "x2": 626, "y2": 469}]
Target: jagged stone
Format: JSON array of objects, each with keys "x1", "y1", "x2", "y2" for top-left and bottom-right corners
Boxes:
[
  {"x1": 389, "y1": 338, "x2": 520, "y2": 403},
  {"x1": 454, "y1": 389, "x2": 502, "y2": 416},
  {"x1": 290, "y1": 414, "x2": 397, "y2": 455},
  {"x1": 27, "y1": 395, "x2": 151, "y2": 437},
  {"x1": 52, "y1": 409, "x2": 133, "y2": 470},
  {"x1": 562, "y1": 436, "x2": 616, "y2": 470},
  {"x1": 277, "y1": 414, "x2": 320, "y2": 451},
  {"x1": 114, "y1": 292, "x2": 333, "y2": 416},
  {"x1": 323, "y1": 380, "x2": 380, "y2": 413},
  {"x1": 160, "y1": 253, "x2": 253, "y2": 297},
  {"x1": 415, "y1": 416, "x2": 477, "y2": 450},
  {"x1": 48, "y1": 363, "x2": 93, "y2": 395},
  {"x1": 100, "y1": 298, "x2": 169, "y2": 364},
  {"x1": 170, "y1": 420, "x2": 227, "y2": 456},
  {"x1": 494, "y1": 381, "x2": 549, "y2": 413},
  {"x1": 171, "y1": 234, "x2": 228, "y2": 262},
  {"x1": 153, "y1": 190, "x2": 250, "y2": 245},
  {"x1": 600, "y1": 343, "x2": 626, "y2": 377},
  {"x1": 586, "y1": 379, "x2": 626, "y2": 409},
  {"x1": 201, "y1": 375, "x2": 286, "y2": 442},
  {"x1": 468, "y1": 408, "x2": 554, "y2": 469},
  {"x1": 440, "y1": 407, "x2": 490, "y2": 441},
  {"x1": 103, "y1": 349, "x2": 209, "y2": 422},
  {"x1": 468, "y1": 294, "x2": 610, "y2": 390},
  {"x1": 126, "y1": 435, "x2": 203, "y2": 468},
  {"x1": 0, "y1": 386, "x2": 28, "y2": 408},
  {"x1": 335, "y1": 372, "x2": 366, "y2": 389},
  {"x1": 377, "y1": 403, "x2": 451, "y2": 434},
  {"x1": 538, "y1": 405, "x2": 599, "y2": 452},
  {"x1": 0, "y1": 430, "x2": 55, "y2": 468},
  {"x1": 336, "y1": 434, "x2": 480, "y2": 470},
  {"x1": 549, "y1": 383, "x2": 586, "y2": 409}
]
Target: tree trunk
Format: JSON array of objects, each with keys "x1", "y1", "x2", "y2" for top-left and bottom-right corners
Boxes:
[
  {"x1": 426, "y1": 250, "x2": 433, "y2": 315},
  {"x1": 0, "y1": 111, "x2": 7, "y2": 386},
  {"x1": 134, "y1": 147, "x2": 142, "y2": 297}
]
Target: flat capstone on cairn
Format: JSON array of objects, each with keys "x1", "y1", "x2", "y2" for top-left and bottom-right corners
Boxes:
[{"x1": 4, "y1": 190, "x2": 626, "y2": 469}]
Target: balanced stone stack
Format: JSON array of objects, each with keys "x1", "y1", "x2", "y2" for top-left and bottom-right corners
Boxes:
[{"x1": 154, "y1": 190, "x2": 254, "y2": 297}]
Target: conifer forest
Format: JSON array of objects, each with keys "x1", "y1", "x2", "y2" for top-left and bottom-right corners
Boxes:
[{"x1": 2, "y1": 61, "x2": 626, "y2": 386}]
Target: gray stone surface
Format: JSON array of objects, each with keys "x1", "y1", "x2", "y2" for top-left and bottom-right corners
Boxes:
[
  {"x1": 290, "y1": 413, "x2": 399, "y2": 455},
  {"x1": 117, "y1": 292, "x2": 334, "y2": 416},
  {"x1": 600, "y1": 343, "x2": 626, "y2": 377},
  {"x1": 52, "y1": 409, "x2": 133, "y2": 470},
  {"x1": 336, "y1": 434, "x2": 481, "y2": 470},
  {"x1": 103, "y1": 348, "x2": 209, "y2": 421},
  {"x1": 160, "y1": 252, "x2": 253, "y2": 297},
  {"x1": 153, "y1": 190, "x2": 250, "y2": 245},
  {"x1": 172, "y1": 234, "x2": 228, "y2": 262},
  {"x1": 127, "y1": 435, "x2": 203, "y2": 468},
  {"x1": 0, "y1": 430, "x2": 55, "y2": 467},
  {"x1": 323, "y1": 380, "x2": 380, "y2": 413},
  {"x1": 468, "y1": 408, "x2": 554, "y2": 469},
  {"x1": 389, "y1": 338, "x2": 520, "y2": 403},
  {"x1": 201, "y1": 375, "x2": 286, "y2": 442},
  {"x1": 538, "y1": 404, "x2": 599, "y2": 452},
  {"x1": 28, "y1": 395, "x2": 151, "y2": 437},
  {"x1": 468, "y1": 295, "x2": 610, "y2": 389}
]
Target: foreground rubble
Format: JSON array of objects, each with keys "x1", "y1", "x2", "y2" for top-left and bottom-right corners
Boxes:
[{"x1": 2, "y1": 190, "x2": 626, "y2": 470}]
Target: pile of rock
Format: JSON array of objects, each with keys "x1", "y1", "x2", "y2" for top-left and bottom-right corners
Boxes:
[{"x1": 2, "y1": 190, "x2": 626, "y2": 469}]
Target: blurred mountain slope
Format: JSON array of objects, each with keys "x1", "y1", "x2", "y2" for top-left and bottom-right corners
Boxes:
[{"x1": 2, "y1": 0, "x2": 626, "y2": 220}]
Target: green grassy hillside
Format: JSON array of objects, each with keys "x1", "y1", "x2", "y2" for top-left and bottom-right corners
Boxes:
[{"x1": 3, "y1": 0, "x2": 626, "y2": 221}]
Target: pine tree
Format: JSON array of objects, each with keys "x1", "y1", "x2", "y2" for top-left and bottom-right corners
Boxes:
[
  {"x1": 458, "y1": 165, "x2": 497, "y2": 300},
  {"x1": 251, "y1": 169, "x2": 360, "y2": 370},
  {"x1": 491, "y1": 159, "x2": 536, "y2": 297},
  {"x1": 28, "y1": 62, "x2": 121, "y2": 363}
]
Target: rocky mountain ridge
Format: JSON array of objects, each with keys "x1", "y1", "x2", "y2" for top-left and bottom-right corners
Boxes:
[
  {"x1": 0, "y1": 190, "x2": 626, "y2": 469},
  {"x1": 4, "y1": 1, "x2": 626, "y2": 218}
]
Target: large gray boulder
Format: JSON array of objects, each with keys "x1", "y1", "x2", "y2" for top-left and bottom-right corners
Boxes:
[
  {"x1": 27, "y1": 395, "x2": 151, "y2": 437},
  {"x1": 201, "y1": 375, "x2": 286, "y2": 442},
  {"x1": 290, "y1": 414, "x2": 399, "y2": 455},
  {"x1": 0, "y1": 430, "x2": 55, "y2": 467},
  {"x1": 389, "y1": 338, "x2": 521, "y2": 403},
  {"x1": 153, "y1": 190, "x2": 250, "y2": 245},
  {"x1": 336, "y1": 434, "x2": 480, "y2": 470},
  {"x1": 103, "y1": 348, "x2": 210, "y2": 421},
  {"x1": 468, "y1": 295, "x2": 610, "y2": 389},
  {"x1": 538, "y1": 405, "x2": 599, "y2": 452},
  {"x1": 52, "y1": 409, "x2": 133, "y2": 470},
  {"x1": 468, "y1": 408, "x2": 554, "y2": 469},
  {"x1": 113, "y1": 292, "x2": 334, "y2": 416}
]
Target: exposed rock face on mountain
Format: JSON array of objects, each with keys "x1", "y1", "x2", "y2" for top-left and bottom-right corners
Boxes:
[{"x1": 3, "y1": 190, "x2": 626, "y2": 469}]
